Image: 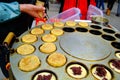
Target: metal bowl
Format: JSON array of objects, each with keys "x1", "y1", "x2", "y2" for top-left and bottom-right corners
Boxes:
[{"x1": 91, "y1": 16, "x2": 109, "y2": 26}]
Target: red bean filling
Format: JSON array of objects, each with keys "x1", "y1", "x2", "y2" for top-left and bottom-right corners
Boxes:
[
  {"x1": 70, "y1": 66, "x2": 82, "y2": 75},
  {"x1": 37, "y1": 74, "x2": 52, "y2": 80},
  {"x1": 111, "y1": 60, "x2": 120, "y2": 69},
  {"x1": 102, "y1": 78, "x2": 107, "y2": 80},
  {"x1": 96, "y1": 66, "x2": 107, "y2": 77}
]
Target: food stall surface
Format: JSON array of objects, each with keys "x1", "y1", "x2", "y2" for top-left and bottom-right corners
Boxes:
[{"x1": 0, "y1": 1, "x2": 120, "y2": 80}]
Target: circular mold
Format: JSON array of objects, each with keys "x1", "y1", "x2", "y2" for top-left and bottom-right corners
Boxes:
[
  {"x1": 91, "y1": 64, "x2": 113, "y2": 80},
  {"x1": 102, "y1": 34, "x2": 116, "y2": 41},
  {"x1": 66, "y1": 62, "x2": 88, "y2": 79},
  {"x1": 18, "y1": 55, "x2": 41, "y2": 72},
  {"x1": 41, "y1": 34, "x2": 57, "y2": 43},
  {"x1": 60, "y1": 32, "x2": 113, "y2": 61},
  {"x1": 109, "y1": 59, "x2": 120, "y2": 73},
  {"x1": 53, "y1": 22, "x2": 64, "y2": 27},
  {"x1": 62, "y1": 27, "x2": 75, "y2": 32},
  {"x1": 21, "y1": 34, "x2": 38, "y2": 43},
  {"x1": 111, "y1": 42, "x2": 120, "y2": 49},
  {"x1": 39, "y1": 43, "x2": 57, "y2": 54},
  {"x1": 75, "y1": 27, "x2": 88, "y2": 32},
  {"x1": 17, "y1": 44, "x2": 35, "y2": 55},
  {"x1": 90, "y1": 25, "x2": 102, "y2": 29},
  {"x1": 89, "y1": 30, "x2": 102, "y2": 35},
  {"x1": 32, "y1": 70, "x2": 57, "y2": 80},
  {"x1": 30, "y1": 28, "x2": 44, "y2": 35},
  {"x1": 41, "y1": 24, "x2": 53, "y2": 30},
  {"x1": 103, "y1": 28, "x2": 115, "y2": 34},
  {"x1": 78, "y1": 22, "x2": 89, "y2": 27},
  {"x1": 50, "y1": 28, "x2": 64, "y2": 36},
  {"x1": 115, "y1": 51, "x2": 120, "y2": 58},
  {"x1": 47, "y1": 52, "x2": 67, "y2": 67},
  {"x1": 115, "y1": 33, "x2": 120, "y2": 39},
  {"x1": 66, "y1": 21, "x2": 77, "y2": 27}
]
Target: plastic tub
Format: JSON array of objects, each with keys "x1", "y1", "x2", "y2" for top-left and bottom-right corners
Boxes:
[
  {"x1": 87, "y1": 5, "x2": 103, "y2": 20},
  {"x1": 47, "y1": 7, "x2": 81, "y2": 23}
]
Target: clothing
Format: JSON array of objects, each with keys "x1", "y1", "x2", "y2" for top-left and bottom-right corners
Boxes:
[
  {"x1": 0, "y1": 0, "x2": 36, "y2": 78},
  {"x1": 59, "y1": 0, "x2": 64, "y2": 13},
  {"x1": 0, "y1": 2, "x2": 20, "y2": 78},
  {"x1": 96, "y1": 0, "x2": 104, "y2": 10},
  {"x1": 117, "y1": 0, "x2": 120, "y2": 15},
  {"x1": 0, "y1": 2, "x2": 21, "y2": 23},
  {"x1": 107, "y1": 0, "x2": 116, "y2": 10},
  {"x1": 0, "y1": 0, "x2": 36, "y2": 44},
  {"x1": 61, "y1": 0, "x2": 96, "y2": 20}
]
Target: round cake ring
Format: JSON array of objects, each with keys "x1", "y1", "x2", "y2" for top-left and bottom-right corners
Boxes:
[{"x1": 59, "y1": 32, "x2": 113, "y2": 61}]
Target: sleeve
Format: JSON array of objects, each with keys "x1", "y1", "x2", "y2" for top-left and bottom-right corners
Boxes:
[{"x1": 0, "y1": 2, "x2": 21, "y2": 23}]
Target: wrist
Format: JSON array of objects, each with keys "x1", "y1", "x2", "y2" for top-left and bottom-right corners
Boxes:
[{"x1": 20, "y1": 4, "x2": 26, "y2": 12}]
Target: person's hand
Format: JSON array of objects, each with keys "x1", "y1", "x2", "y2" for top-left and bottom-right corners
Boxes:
[{"x1": 20, "y1": 4, "x2": 46, "y2": 18}]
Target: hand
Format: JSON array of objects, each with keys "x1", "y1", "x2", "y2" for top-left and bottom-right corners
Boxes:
[{"x1": 20, "y1": 4, "x2": 46, "y2": 18}]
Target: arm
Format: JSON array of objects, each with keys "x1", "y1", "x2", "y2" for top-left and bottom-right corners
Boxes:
[
  {"x1": 20, "y1": 4, "x2": 46, "y2": 18},
  {"x1": 0, "y1": 1, "x2": 46, "y2": 23}
]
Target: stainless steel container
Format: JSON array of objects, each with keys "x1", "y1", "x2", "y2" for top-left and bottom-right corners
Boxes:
[{"x1": 91, "y1": 16, "x2": 109, "y2": 26}]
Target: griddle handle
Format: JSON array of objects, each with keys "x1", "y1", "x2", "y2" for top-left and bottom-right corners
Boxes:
[
  {"x1": 0, "y1": 32, "x2": 15, "y2": 78},
  {"x1": 3, "y1": 32, "x2": 15, "y2": 46}
]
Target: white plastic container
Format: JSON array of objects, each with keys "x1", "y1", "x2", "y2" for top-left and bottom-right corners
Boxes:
[
  {"x1": 47, "y1": 7, "x2": 81, "y2": 23},
  {"x1": 87, "y1": 5, "x2": 103, "y2": 20}
]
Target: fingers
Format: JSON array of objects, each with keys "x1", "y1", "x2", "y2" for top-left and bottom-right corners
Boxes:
[
  {"x1": 35, "y1": 6, "x2": 46, "y2": 18},
  {"x1": 20, "y1": 4, "x2": 46, "y2": 18},
  {"x1": 34, "y1": 5, "x2": 46, "y2": 12},
  {"x1": 33, "y1": 10, "x2": 46, "y2": 18}
]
